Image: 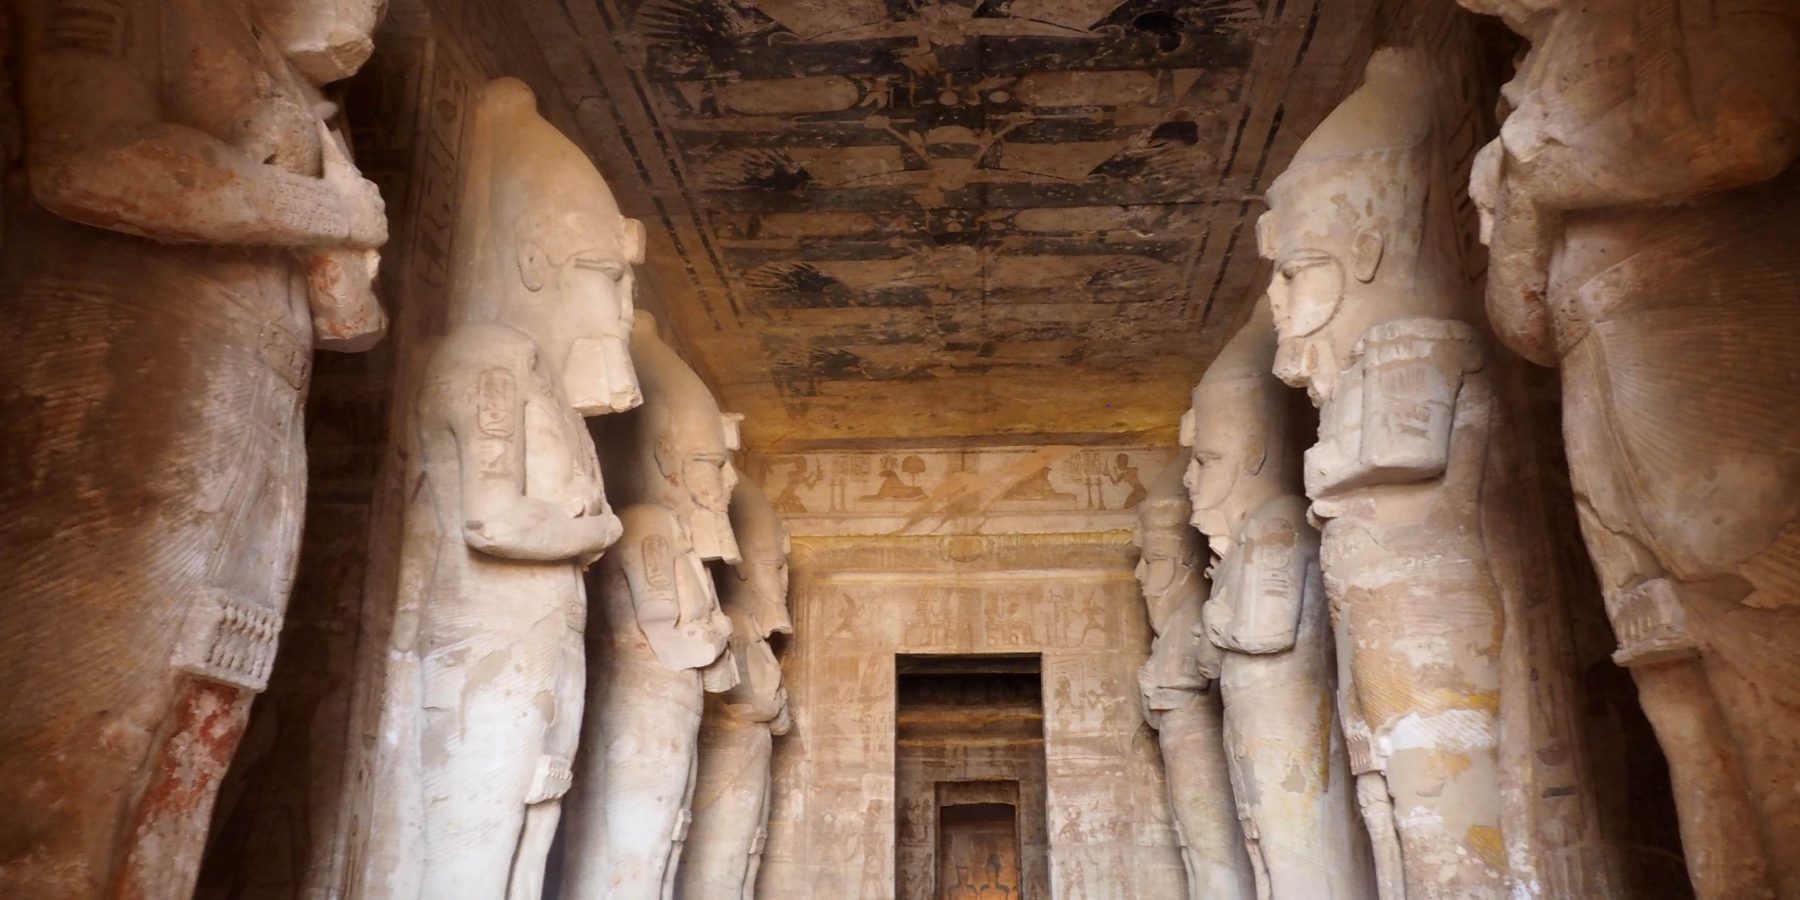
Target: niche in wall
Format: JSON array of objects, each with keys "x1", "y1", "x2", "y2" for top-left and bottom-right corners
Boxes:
[{"x1": 895, "y1": 654, "x2": 1048, "y2": 900}]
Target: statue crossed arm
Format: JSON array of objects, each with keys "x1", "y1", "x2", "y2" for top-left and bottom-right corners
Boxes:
[
  {"x1": 427, "y1": 326, "x2": 623, "y2": 564},
  {"x1": 17, "y1": 0, "x2": 387, "y2": 250}
]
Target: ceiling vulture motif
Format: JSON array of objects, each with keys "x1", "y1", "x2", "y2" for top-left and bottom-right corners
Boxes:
[{"x1": 517, "y1": 0, "x2": 1386, "y2": 446}]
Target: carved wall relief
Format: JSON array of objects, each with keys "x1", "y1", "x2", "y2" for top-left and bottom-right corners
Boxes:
[
  {"x1": 1259, "y1": 48, "x2": 1512, "y2": 899},
  {"x1": 1132, "y1": 460, "x2": 1254, "y2": 900},
  {"x1": 361, "y1": 77, "x2": 638, "y2": 900},
  {"x1": 679, "y1": 479, "x2": 795, "y2": 899},
  {"x1": 1464, "y1": 2, "x2": 1800, "y2": 896},
  {"x1": 0, "y1": 1, "x2": 387, "y2": 895},
  {"x1": 1183, "y1": 301, "x2": 1376, "y2": 900},
  {"x1": 559, "y1": 314, "x2": 741, "y2": 900}
]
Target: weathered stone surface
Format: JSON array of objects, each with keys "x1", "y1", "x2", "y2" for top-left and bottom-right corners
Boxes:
[
  {"x1": 1183, "y1": 301, "x2": 1375, "y2": 900},
  {"x1": 559, "y1": 315, "x2": 742, "y2": 900},
  {"x1": 1260, "y1": 48, "x2": 1512, "y2": 899},
  {"x1": 678, "y1": 479, "x2": 794, "y2": 899},
  {"x1": 1465, "y1": 2, "x2": 1800, "y2": 896},
  {"x1": 1132, "y1": 460, "x2": 1253, "y2": 900},
  {"x1": 0, "y1": 1, "x2": 386, "y2": 895},
  {"x1": 358, "y1": 77, "x2": 639, "y2": 900}
]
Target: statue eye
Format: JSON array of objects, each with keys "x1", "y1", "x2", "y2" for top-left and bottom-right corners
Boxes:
[{"x1": 573, "y1": 257, "x2": 627, "y2": 281}]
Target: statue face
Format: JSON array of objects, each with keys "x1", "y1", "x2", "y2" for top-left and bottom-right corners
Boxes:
[
  {"x1": 682, "y1": 450, "x2": 742, "y2": 563},
  {"x1": 557, "y1": 246, "x2": 641, "y2": 416},
  {"x1": 729, "y1": 551, "x2": 793, "y2": 639},
  {"x1": 722, "y1": 607, "x2": 789, "y2": 724},
  {"x1": 1184, "y1": 391, "x2": 1247, "y2": 538},
  {"x1": 517, "y1": 209, "x2": 642, "y2": 416},
  {"x1": 1266, "y1": 247, "x2": 1350, "y2": 402},
  {"x1": 1133, "y1": 511, "x2": 1188, "y2": 600}
]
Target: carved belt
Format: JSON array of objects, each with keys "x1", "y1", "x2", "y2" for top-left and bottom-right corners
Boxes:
[
  {"x1": 526, "y1": 754, "x2": 574, "y2": 804},
  {"x1": 170, "y1": 588, "x2": 283, "y2": 691},
  {"x1": 1610, "y1": 578, "x2": 1698, "y2": 667}
]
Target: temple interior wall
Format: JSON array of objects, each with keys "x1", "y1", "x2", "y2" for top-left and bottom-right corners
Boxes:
[
  {"x1": 178, "y1": 0, "x2": 1693, "y2": 897},
  {"x1": 741, "y1": 445, "x2": 1183, "y2": 899}
]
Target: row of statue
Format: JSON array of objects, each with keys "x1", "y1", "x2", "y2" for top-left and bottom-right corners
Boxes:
[
  {"x1": 369, "y1": 77, "x2": 794, "y2": 900},
  {"x1": 1134, "y1": 8, "x2": 1799, "y2": 897},
  {"x1": 0, "y1": 0, "x2": 795, "y2": 893}
]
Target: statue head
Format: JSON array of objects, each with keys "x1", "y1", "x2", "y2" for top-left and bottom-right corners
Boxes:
[
  {"x1": 453, "y1": 79, "x2": 645, "y2": 416},
  {"x1": 1135, "y1": 459, "x2": 1217, "y2": 716},
  {"x1": 1182, "y1": 298, "x2": 1304, "y2": 556},
  {"x1": 724, "y1": 479, "x2": 793, "y2": 640},
  {"x1": 607, "y1": 314, "x2": 743, "y2": 563},
  {"x1": 1134, "y1": 459, "x2": 1202, "y2": 621},
  {"x1": 256, "y1": 0, "x2": 388, "y2": 85},
  {"x1": 1258, "y1": 48, "x2": 1461, "y2": 404},
  {"x1": 716, "y1": 480, "x2": 793, "y2": 729}
]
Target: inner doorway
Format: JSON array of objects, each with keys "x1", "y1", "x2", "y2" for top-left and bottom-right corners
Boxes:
[
  {"x1": 938, "y1": 798, "x2": 1020, "y2": 899},
  {"x1": 895, "y1": 654, "x2": 1048, "y2": 900}
]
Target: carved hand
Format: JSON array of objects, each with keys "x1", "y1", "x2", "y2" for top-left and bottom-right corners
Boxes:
[
  {"x1": 320, "y1": 122, "x2": 388, "y2": 250},
  {"x1": 577, "y1": 509, "x2": 624, "y2": 568}
]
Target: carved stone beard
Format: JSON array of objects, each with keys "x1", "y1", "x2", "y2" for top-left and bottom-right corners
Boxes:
[{"x1": 679, "y1": 457, "x2": 741, "y2": 564}]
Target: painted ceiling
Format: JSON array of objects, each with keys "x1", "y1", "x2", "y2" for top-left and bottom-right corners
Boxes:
[{"x1": 518, "y1": 0, "x2": 1387, "y2": 448}]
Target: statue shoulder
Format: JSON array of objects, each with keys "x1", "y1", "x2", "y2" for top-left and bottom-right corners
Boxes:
[
  {"x1": 617, "y1": 502, "x2": 682, "y2": 538},
  {"x1": 425, "y1": 322, "x2": 538, "y2": 379}
]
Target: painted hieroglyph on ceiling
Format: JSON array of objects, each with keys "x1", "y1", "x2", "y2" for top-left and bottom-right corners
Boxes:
[{"x1": 516, "y1": 0, "x2": 1392, "y2": 447}]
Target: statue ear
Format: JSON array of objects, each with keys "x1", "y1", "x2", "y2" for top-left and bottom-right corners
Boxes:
[
  {"x1": 654, "y1": 437, "x2": 678, "y2": 479},
  {"x1": 621, "y1": 217, "x2": 648, "y2": 265},
  {"x1": 1178, "y1": 408, "x2": 1196, "y2": 448},
  {"x1": 517, "y1": 240, "x2": 551, "y2": 292},
  {"x1": 1243, "y1": 434, "x2": 1267, "y2": 477},
  {"x1": 1351, "y1": 229, "x2": 1383, "y2": 283},
  {"x1": 1255, "y1": 211, "x2": 1277, "y2": 260}
]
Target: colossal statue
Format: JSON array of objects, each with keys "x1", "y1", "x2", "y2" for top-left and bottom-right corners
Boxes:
[
  {"x1": 0, "y1": 1, "x2": 386, "y2": 895},
  {"x1": 560, "y1": 314, "x2": 742, "y2": 900},
  {"x1": 1258, "y1": 49, "x2": 1509, "y2": 898},
  {"x1": 1183, "y1": 301, "x2": 1376, "y2": 900},
  {"x1": 371, "y1": 78, "x2": 642, "y2": 900},
  {"x1": 1132, "y1": 460, "x2": 1254, "y2": 900},
  {"x1": 679, "y1": 479, "x2": 795, "y2": 900},
  {"x1": 1464, "y1": 2, "x2": 1800, "y2": 895}
]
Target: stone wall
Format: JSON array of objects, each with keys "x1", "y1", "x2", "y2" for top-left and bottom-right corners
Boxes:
[{"x1": 753, "y1": 445, "x2": 1188, "y2": 899}]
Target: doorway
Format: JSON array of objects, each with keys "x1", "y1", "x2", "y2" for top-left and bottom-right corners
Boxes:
[
  {"x1": 894, "y1": 654, "x2": 1048, "y2": 900},
  {"x1": 938, "y1": 798, "x2": 1020, "y2": 899}
]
